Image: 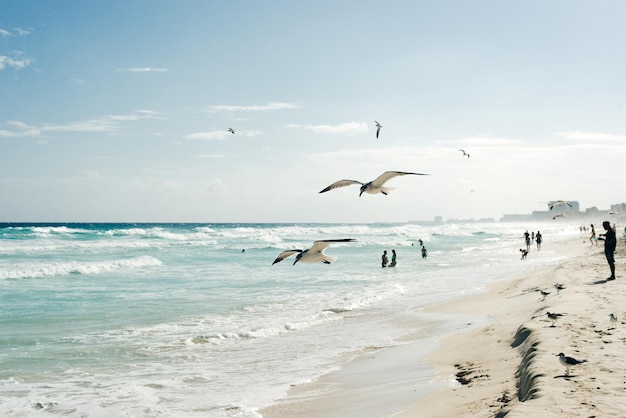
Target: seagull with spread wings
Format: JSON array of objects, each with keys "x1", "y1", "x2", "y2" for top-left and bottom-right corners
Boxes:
[
  {"x1": 459, "y1": 149, "x2": 470, "y2": 158},
  {"x1": 272, "y1": 239, "x2": 356, "y2": 265},
  {"x1": 548, "y1": 200, "x2": 572, "y2": 210},
  {"x1": 319, "y1": 171, "x2": 430, "y2": 197},
  {"x1": 227, "y1": 127, "x2": 236, "y2": 134},
  {"x1": 374, "y1": 121, "x2": 382, "y2": 138}
]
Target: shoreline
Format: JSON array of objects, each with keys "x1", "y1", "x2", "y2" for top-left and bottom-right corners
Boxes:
[{"x1": 259, "y1": 236, "x2": 625, "y2": 417}]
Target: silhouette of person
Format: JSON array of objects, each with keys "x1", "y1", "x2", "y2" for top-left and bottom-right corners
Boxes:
[
  {"x1": 535, "y1": 231, "x2": 542, "y2": 250},
  {"x1": 381, "y1": 250, "x2": 389, "y2": 268},
  {"x1": 598, "y1": 221, "x2": 617, "y2": 281},
  {"x1": 524, "y1": 230, "x2": 531, "y2": 251},
  {"x1": 590, "y1": 224, "x2": 597, "y2": 245},
  {"x1": 389, "y1": 249, "x2": 397, "y2": 267}
]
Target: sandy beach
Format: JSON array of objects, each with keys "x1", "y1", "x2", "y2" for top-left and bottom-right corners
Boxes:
[{"x1": 260, "y1": 234, "x2": 626, "y2": 417}]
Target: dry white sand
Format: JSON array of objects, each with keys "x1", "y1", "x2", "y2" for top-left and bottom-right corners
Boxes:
[{"x1": 260, "y1": 236, "x2": 625, "y2": 417}]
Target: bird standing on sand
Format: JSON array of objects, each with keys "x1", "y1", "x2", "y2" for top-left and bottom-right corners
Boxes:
[
  {"x1": 546, "y1": 311, "x2": 564, "y2": 327},
  {"x1": 374, "y1": 120, "x2": 382, "y2": 138},
  {"x1": 459, "y1": 149, "x2": 470, "y2": 158},
  {"x1": 227, "y1": 127, "x2": 236, "y2": 134},
  {"x1": 319, "y1": 171, "x2": 430, "y2": 197},
  {"x1": 554, "y1": 283, "x2": 565, "y2": 293},
  {"x1": 557, "y1": 352, "x2": 587, "y2": 376},
  {"x1": 272, "y1": 239, "x2": 356, "y2": 265},
  {"x1": 610, "y1": 313, "x2": 618, "y2": 329}
]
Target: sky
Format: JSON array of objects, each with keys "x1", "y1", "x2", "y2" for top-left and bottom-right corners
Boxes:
[{"x1": 1, "y1": 0, "x2": 625, "y2": 223}]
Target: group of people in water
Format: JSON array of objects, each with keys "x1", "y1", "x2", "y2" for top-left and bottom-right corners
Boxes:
[
  {"x1": 520, "y1": 230, "x2": 542, "y2": 260},
  {"x1": 523, "y1": 230, "x2": 543, "y2": 251},
  {"x1": 381, "y1": 239, "x2": 428, "y2": 268}
]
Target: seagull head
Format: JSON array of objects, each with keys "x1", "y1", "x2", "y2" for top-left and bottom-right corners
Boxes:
[
  {"x1": 359, "y1": 184, "x2": 367, "y2": 197},
  {"x1": 293, "y1": 251, "x2": 304, "y2": 265}
]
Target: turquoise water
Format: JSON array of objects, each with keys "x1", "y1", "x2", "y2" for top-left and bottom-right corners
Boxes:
[{"x1": 0, "y1": 222, "x2": 577, "y2": 417}]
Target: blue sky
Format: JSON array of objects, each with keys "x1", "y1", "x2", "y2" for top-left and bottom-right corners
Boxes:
[{"x1": 1, "y1": 1, "x2": 625, "y2": 223}]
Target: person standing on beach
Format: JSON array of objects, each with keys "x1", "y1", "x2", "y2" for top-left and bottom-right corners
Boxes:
[
  {"x1": 590, "y1": 224, "x2": 597, "y2": 245},
  {"x1": 536, "y1": 231, "x2": 542, "y2": 250},
  {"x1": 381, "y1": 250, "x2": 389, "y2": 268},
  {"x1": 389, "y1": 249, "x2": 397, "y2": 267},
  {"x1": 524, "y1": 231, "x2": 531, "y2": 251},
  {"x1": 597, "y1": 221, "x2": 617, "y2": 281}
]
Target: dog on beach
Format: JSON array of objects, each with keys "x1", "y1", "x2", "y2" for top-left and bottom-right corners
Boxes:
[{"x1": 520, "y1": 248, "x2": 528, "y2": 260}]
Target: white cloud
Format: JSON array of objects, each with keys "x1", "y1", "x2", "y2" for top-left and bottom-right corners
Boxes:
[
  {"x1": 116, "y1": 67, "x2": 169, "y2": 73},
  {"x1": 0, "y1": 110, "x2": 166, "y2": 137},
  {"x1": 0, "y1": 28, "x2": 11, "y2": 37},
  {"x1": 451, "y1": 136, "x2": 526, "y2": 146},
  {"x1": 14, "y1": 28, "x2": 30, "y2": 36},
  {"x1": 43, "y1": 119, "x2": 116, "y2": 133},
  {"x1": 186, "y1": 130, "x2": 230, "y2": 140},
  {"x1": 0, "y1": 54, "x2": 34, "y2": 70},
  {"x1": 286, "y1": 121, "x2": 368, "y2": 136},
  {"x1": 0, "y1": 121, "x2": 41, "y2": 137},
  {"x1": 555, "y1": 131, "x2": 626, "y2": 142},
  {"x1": 185, "y1": 129, "x2": 261, "y2": 140},
  {"x1": 207, "y1": 102, "x2": 301, "y2": 113}
]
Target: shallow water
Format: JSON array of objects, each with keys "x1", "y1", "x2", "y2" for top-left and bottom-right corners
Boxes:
[{"x1": 0, "y1": 222, "x2": 578, "y2": 417}]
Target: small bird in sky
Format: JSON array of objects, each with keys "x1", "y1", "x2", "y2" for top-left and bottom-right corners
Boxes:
[
  {"x1": 374, "y1": 120, "x2": 382, "y2": 138},
  {"x1": 548, "y1": 200, "x2": 573, "y2": 210},
  {"x1": 272, "y1": 239, "x2": 356, "y2": 265},
  {"x1": 546, "y1": 311, "x2": 564, "y2": 327},
  {"x1": 459, "y1": 149, "x2": 470, "y2": 158},
  {"x1": 227, "y1": 127, "x2": 236, "y2": 134},
  {"x1": 557, "y1": 352, "x2": 586, "y2": 376},
  {"x1": 552, "y1": 213, "x2": 567, "y2": 220},
  {"x1": 319, "y1": 171, "x2": 430, "y2": 197}
]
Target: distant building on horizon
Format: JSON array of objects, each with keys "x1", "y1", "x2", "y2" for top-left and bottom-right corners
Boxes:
[{"x1": 500, "y1": 201, "x2": 626, "y2": 222}]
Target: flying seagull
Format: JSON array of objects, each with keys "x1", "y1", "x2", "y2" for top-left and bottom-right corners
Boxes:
[
  {"x1": 556, "y1": 353, "x2": 586, "y2": 376},
  {"x1": 227, "y1": 127, "x2": 236, "y2": 134},
  {"x1": 374, "y1": 120, "x2": 382, "y2": 138},
  {"x1": 459, "y1": 149, "x2": 470, "y2": 158},
  {"x1": 552, "y1": 213, "x2": 567, "y2": 220},
  {"x1": 548, "y1": 200, "x2": 572, "y2": 210},
  {"x1": 319, "y1": 171, "x2": 430, "y2": 197},
  {"x1": 272, "y1": 239, "x2": 356, "y2": 265}
]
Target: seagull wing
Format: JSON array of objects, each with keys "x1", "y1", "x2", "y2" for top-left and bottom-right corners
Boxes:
[
  {"x1": 371, "y1": 171, "x2": 430, "y2": 187},
  {"x1": 308, "y1": 239, "x2": 356, "y2": 255},
  {"x1": 310, "y1": 238, "x2": 356, "y2": 250},
  {"x1": 319, "y1": 180, "x2": 364, "y2": 193},
  {"x1": 272, "y1": 250, "x2": 301, "y2": 265},
  {"x1": 375, "y1": 121, "x2": 382, "y2": 138}
]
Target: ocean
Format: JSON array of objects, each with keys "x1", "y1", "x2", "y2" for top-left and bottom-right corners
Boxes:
[{"x1": 0, "y1": 222, "x2": 579, "y2": 417}]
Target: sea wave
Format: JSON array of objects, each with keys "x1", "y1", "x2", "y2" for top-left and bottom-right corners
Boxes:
[{"x1": 0, "y1": 256, "x2": 162, "y2": 280}]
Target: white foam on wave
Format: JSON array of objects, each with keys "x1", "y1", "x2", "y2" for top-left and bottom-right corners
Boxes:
[{"x1": 0, "y1": 255, "x2": 162, "y2": 280}]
